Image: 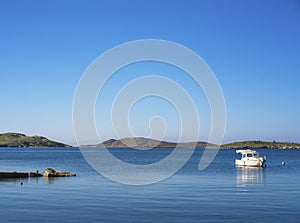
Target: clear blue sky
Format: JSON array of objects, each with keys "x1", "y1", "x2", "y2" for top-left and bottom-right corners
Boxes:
[{"x1": 1, "y1": 0, "x2": 299, "y2": 145}]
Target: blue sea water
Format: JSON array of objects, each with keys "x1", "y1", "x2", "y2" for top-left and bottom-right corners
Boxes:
[{"x1": 0, "y1": 148, "x2": 299, "y2": 223}]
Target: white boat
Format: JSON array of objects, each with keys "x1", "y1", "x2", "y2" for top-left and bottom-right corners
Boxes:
[{"x1": 235, "y1": 149, "x2": 266, "y2": 167}]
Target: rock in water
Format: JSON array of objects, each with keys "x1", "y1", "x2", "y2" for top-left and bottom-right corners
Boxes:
[{"x1": 44, "y1": 168, "x2": 76, "y2": 177}]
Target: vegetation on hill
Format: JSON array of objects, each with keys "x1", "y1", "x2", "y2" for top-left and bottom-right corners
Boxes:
[
  {"x1": 1, "y1": 132, "x2": 299, "y2": 149},
  {"x1": 221, "y1": 140, "x2": 300, "y2": 149},
  {"x1": 0, "y1": 133, "x2": 71, "y2": 148},
  {"x1": 87, "y1": 138, "x2": 300, "y2": 149},
  {"x1": 86, "y1": 137, "x2": 217, "y2": 148}
]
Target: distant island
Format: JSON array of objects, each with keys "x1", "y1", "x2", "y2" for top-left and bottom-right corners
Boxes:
[
  {"x1": 1, "y1": 132, "x2": 299, "y2": 149},
  {"x1": 0, "y1": 133, "x2": 71, "y2": 148},
  {"x1": 83, "y1": 137, "x2": 300, "y2": 149},
  {"x1": 85, "y1": 137, "x2": 216, "y2": 148},
  {"x1": 221, "y1": 140, "x2": 300, "y2": 149}
]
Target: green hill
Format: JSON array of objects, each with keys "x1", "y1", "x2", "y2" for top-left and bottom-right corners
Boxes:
[
  {"x1": 84, "y1": 137, "x2": 217, "y2": 148},
  {"x1": 2, "y1": 133, "x2": 299, "y2": 149},
  {"x1": 221, "y1": 140, "x2": 300, "y2": 149},
  {"x1": 0, "y1": 133, "x2": 71, "y2": 148},
  {"x1": 85, "y1": 138, "x2": 300, "y2": 149}
]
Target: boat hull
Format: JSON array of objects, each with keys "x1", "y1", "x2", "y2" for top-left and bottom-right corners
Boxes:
[{"x1": 235, "y1": 159, "x2": 266, "y2": 167}]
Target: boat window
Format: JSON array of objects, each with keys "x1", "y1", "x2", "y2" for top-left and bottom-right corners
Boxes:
[
  {"x1": 242, "y1": 154, "x2": 247, "y2": 158},
  {"x1": 247, "y1": 154, "x2": 253, "y2": 157}
]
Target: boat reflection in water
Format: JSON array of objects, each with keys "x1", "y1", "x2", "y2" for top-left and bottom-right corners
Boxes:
[{"x1": 236, "y1": 166, "x2": 265, "y2": 187}]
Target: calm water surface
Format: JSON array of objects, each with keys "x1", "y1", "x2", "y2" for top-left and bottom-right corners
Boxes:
[{"x1": 0, "y1": 148, "x2": 299, "y2": 223}]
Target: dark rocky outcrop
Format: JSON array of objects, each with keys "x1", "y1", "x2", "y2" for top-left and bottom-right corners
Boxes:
[{"x1": 0, "y1": 172, "x2": 29, "y2": 178}]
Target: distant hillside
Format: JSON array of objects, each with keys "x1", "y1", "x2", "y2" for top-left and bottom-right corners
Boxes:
[
  {"x1": 221, "y1": 140, "x2": 300, "y2": 149},
  {"x1": 0, "y1": 133, "x2": 71, "y2": 148},
  {"x1": 84, "y1": 137, "x2": 217, "y2": 148},
  {"x1": 83, "y1": 138, "x2": 300, "y2": 149}
]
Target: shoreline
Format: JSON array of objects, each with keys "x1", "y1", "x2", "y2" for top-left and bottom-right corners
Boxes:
[{"x1": 1, "y1": 146, "x2": 299, "y2": 150}]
